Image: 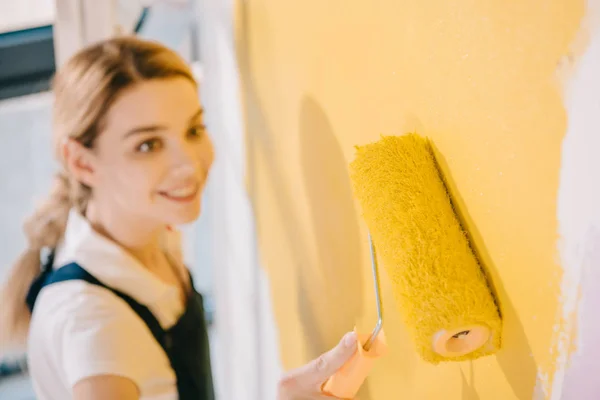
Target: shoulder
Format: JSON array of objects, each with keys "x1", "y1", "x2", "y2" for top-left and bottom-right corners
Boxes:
[
  {"x1": 28, "y1": 280, "x2": 173, "y2": 389},
  {"x1": 30, "y1": 278, "x2": 144, "y2": 333},
  {"x1": 32, "y1": 278, "x2": 122, "y2": 317}
]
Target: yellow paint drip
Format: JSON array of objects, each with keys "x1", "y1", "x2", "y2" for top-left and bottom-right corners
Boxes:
[{"x1": 349, "y1": 133, "x2": 502, "y2": 363}]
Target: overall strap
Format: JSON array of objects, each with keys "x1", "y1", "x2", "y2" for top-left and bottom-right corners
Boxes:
[{"x1": 26, "y1": 262, "x2": 166, "y2": 347}]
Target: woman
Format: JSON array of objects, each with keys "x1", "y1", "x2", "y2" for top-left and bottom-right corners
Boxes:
[{"x1": 0, "y1": 37, "x2": 357, "y2": 400}]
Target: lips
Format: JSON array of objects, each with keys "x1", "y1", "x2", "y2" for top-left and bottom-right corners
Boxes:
[{"x1": 159, "y1": 182, "x2": 200, "y2": 202}]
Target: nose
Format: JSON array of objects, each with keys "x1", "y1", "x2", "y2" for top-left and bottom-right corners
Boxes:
[{"x1": 169, "y1": 142, "x2": 199, "y2": 179}]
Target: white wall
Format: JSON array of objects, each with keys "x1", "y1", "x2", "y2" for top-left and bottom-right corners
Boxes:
[
  {"x1": 0, "y1": 0, "x2": 55, "y2": 32},
  {"x1": 194, "y1": 0, "x2": 283, "y2": 399},
  {"x1": 553, "y1": 0, "x2": 600, "y2": 398},
  {"x1": 0, "y1": 93, "x2": 55, "y2": 283}
]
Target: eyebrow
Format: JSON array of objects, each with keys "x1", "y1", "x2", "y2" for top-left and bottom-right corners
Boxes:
[{"x1": 123, "y1": 108, "x2": 204, "y2": 138}]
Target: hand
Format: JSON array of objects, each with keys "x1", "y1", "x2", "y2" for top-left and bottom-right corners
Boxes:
[{"x1": 277, "y1": 331, "x2": 358, "y2": 400}]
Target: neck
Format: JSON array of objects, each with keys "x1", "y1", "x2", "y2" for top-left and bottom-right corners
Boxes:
[{"x1": 85, "y1": 201, "x2": 165, "y2": 266}]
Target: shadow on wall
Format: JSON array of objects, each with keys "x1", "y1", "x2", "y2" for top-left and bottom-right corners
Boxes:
[
  {"x1": 298, "y1": 97, "x2": 371, "y2": 398},
  {"x1": 235, "y1": 3, "x2": 370, "y2": 398},
  {"x1": 432, "y1": 143, "x2": 538, "y2": 400},
  {"x1": 461, "y1": 363, "x2": 481, "y2": 400}
]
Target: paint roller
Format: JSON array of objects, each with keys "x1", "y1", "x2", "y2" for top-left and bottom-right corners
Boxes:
[{"x1": 322, "y1": 133, "x2": 502, "y2": 399}]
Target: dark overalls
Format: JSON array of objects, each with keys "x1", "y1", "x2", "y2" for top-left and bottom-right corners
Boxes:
[{"x1": 26, "y1": 251, "x2": 215, "y2": 400}]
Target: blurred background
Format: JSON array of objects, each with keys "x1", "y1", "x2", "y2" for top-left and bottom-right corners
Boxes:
[{"x1": 0, "y1": 1, "x2": 282, "y2": 399}]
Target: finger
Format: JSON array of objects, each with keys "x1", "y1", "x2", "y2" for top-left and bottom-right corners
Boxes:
[{"x1": 295, "y1": 331, "x2": 358, "y2": 388}]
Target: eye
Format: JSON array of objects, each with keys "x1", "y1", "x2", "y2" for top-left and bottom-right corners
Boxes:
[
  {"x1": 136, "y1": 138, "x2": 163, "y2": 153},
  {"x1": 188, "y1": 124, "x2": 206, "y2": 139}
]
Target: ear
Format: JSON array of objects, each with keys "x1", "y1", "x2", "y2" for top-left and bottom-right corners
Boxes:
[{"x1": 62, "y1": 139, "x2": 97, "y2": 188}]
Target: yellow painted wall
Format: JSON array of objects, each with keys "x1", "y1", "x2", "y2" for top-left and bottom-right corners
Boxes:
[{"x1": 235, "y1": 1, "x2": 584, "y2": 399}]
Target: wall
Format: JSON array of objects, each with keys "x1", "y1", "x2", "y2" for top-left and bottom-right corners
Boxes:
[
  {"x1": 0, "y1": 93, "x2": 55, "y2": 285},
  {"x1": 0, "y1": 0, "x2": 54, "y2": 33},
  {"x1": 196, "y1": 0, "x2": 283, "y2": 399},
  {"x1": 554, "y1": 1, "x2": 600, "y2": 398},
  {"x1": 236, "y1": 1, "x2": 586, "y2": 399}
]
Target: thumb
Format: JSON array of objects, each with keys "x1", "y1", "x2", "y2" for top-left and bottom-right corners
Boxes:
[{"x1": 304, "y1": 331, "x2": 359, "y2": 386}]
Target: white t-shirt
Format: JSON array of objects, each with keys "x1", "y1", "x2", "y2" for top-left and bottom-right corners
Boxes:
[{"x1": 27, "y1": 210, "x2": 187, "y2": 400}]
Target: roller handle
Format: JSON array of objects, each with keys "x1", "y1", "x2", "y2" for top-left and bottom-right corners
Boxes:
[{"x1": 321, "y1": 328, "x2": 387, "y2": 399}]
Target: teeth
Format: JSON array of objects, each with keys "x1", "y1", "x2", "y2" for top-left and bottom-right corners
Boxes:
[{"x1": 165, "y1": 184, "x2": 197, "y2": 198}]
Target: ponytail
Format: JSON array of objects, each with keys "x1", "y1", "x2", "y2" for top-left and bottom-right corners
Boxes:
[{"x1": 0, "y1": 174, "x2": 71, "y2": 355}]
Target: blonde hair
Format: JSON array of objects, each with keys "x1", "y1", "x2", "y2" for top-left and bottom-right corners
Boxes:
[{"x1": 0, "y1": 36, "x2": 196, "y2": 354}]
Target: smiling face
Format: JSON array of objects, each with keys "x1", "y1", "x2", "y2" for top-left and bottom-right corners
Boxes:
[{"x1": 70, "y1": 77, "x2": 214, "y2": 227}]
